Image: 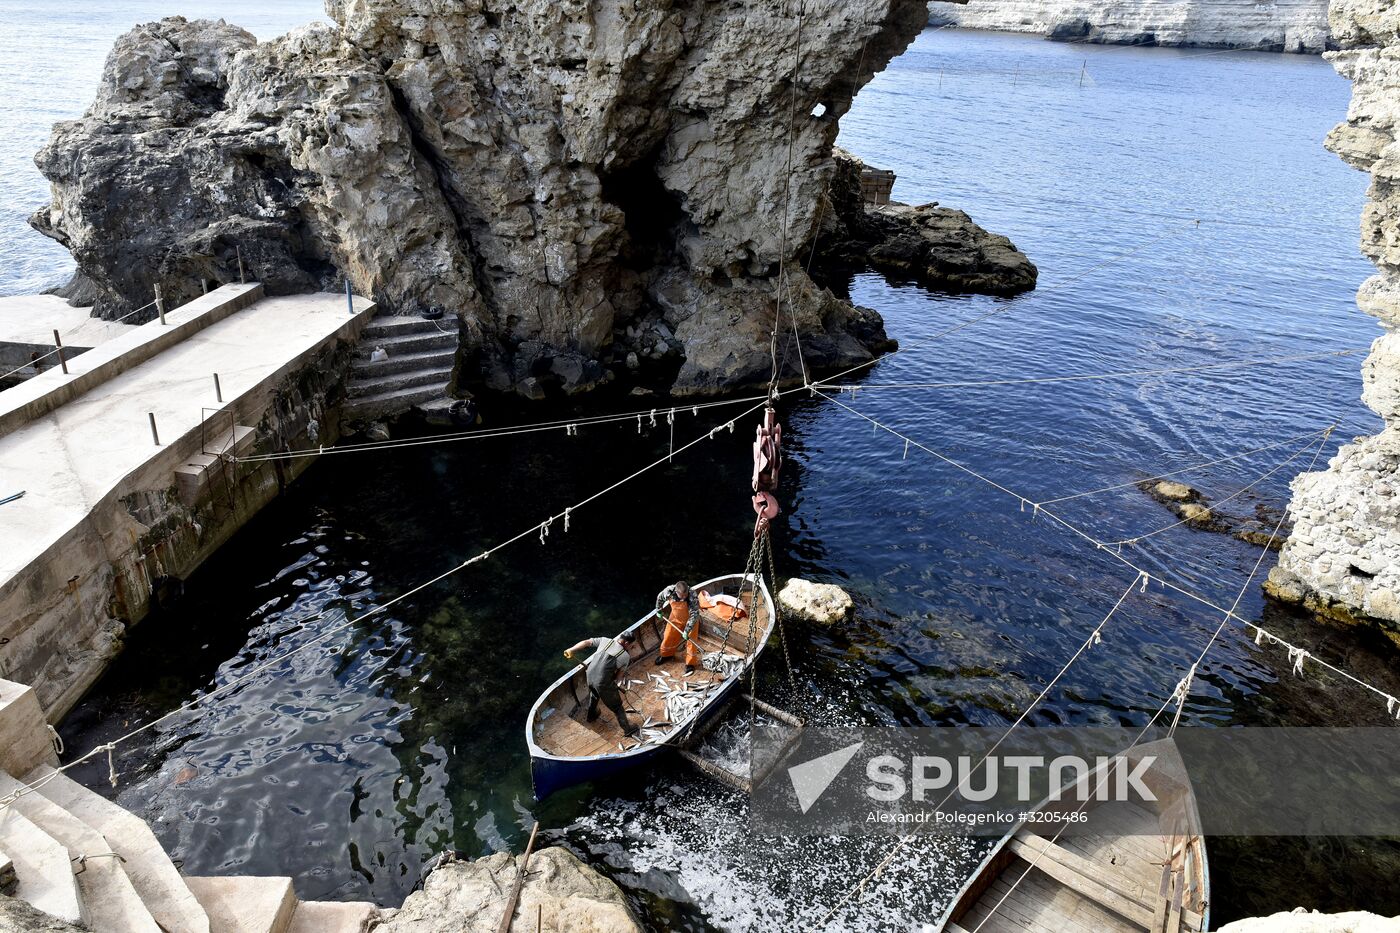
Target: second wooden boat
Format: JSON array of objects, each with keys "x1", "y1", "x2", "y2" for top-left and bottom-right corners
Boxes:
[{"x1": 938, "y1": 738, "x2": 1209, "y2": 933}]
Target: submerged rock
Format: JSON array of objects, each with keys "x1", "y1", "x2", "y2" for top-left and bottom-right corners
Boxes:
[
  {"x1": 1139, "y1": 480, "x2": 1290, "y2": 547},
  {"x1": 815, "y1": 148, "x2": 1037, "y2": 296},
  {"x1": 1269, "y1": 0, "x2": 1400, "y2": 642},
  {"x1": 32, "y1": 1, "x2": 936, "y2": 399},
  {"x1": 374, "y1": 847, "x2": 640, "y2": 933},
  {"x1": 778, "y1": 578, "x2": 855, "y2": 626}
]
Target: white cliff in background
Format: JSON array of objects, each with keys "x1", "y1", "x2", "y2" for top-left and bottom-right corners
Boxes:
[
  {"x1": 927, "y1": 0, "x2": 1332, "y2": 53},
  {"x1": 1267, "y1": 0, "x2": 1400, "y2": 643}
]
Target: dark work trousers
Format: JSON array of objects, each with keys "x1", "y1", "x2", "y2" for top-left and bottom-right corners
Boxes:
[{"x1": 588, "y1": 682, "x2": 632, "y2": 732}]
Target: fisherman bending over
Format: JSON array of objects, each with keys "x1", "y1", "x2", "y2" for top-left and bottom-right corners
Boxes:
[
  {"x1": 655, "y1": 579, "x2": 701, "y2": 674},
  {"x1": 564, "y1": 632, "x2": 637, "y2": 735}
]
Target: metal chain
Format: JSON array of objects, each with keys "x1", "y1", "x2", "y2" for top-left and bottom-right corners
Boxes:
[{"x1": 763, "y1": 528, "x2": 795, "y2": 683}]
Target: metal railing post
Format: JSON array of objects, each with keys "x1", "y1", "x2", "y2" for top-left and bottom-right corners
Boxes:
[
  {"x1": 154, "y1": 284, "x2": 166, "y2": 325},
  {"x1": 345, "y1": 279, "x2": 354, "y2": 315},
  {"x1": 214, "y1": 373, "x2": 223, "y2": 403},
  {"x1": 148, "y1": 413, "x2": 161, "y2": 446},
  {"x1": 237, "y1": 246, "x2": 245, "y2": 284}
]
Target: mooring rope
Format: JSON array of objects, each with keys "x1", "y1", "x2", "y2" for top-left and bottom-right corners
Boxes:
[
  {"x1": 1101, "y1": 431, "x2": 1326, "y2": 548},
  {"x1": 0, "y1": 396, "x2": 775, "y2": 814},
  {"x1": 817, "y1": 347, "x2": 1363, "y2": 393},
  {"x1": 231, "y1": 393, "x2": 768, "y2": 463},
  {"x1": 816, "y1": 419, "x2": 1353, "y2": 927},
  {"x1": 812, "y1": 392, "x2": 1393, "y2": 708},
  {"x1": 965, "y1": 430, "x2": 1330, "y2": 932}
]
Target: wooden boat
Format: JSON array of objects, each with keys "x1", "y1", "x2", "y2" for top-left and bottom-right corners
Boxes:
[
  {"x1": 939, "y1": 738, "x2": 1209, "y2": 933},
  {"x1": 526, "y1": 572, "x2": 774, "y2": 800}
]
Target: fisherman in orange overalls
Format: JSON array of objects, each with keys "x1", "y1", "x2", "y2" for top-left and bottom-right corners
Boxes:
[{"x1": 654, "y1": 579, "x2": 702, "y2": 674}]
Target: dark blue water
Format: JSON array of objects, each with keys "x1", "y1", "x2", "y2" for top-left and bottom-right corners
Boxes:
[{"x1": 52, "y1": 26, "x2": 1400, "y2": 933}]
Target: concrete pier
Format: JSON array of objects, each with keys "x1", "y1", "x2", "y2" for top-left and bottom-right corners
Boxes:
[
  {"x1": 0, "y1": 285, "x2": 375, "y2": 719},
  {"x1": 0, "y1": 294, "x2": 137, "y2": 384}
]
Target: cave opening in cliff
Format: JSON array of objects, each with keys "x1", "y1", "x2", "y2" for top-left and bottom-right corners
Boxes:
[{"x1": 599, "y1": 148, "x2": 688, "y2": 271}]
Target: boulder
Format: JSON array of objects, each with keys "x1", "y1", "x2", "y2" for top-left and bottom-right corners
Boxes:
[
  {"x1": 1151, "y1": 480, "x2": 1200, "y2": 502},
  {"x1": 778, "y1": 578, "x2": 855, "y2": 626},
  {"x1": 373, "y1": 847, "x2": 640, "y2": 933},
  {"x1": 813, "y1": 149, "x2": 1037, "y2": 296}
]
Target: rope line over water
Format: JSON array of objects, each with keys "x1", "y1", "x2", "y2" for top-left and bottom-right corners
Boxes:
[
  {"x1": 230, "y1": 393, "x2": 769, "y2": 464},
  {"x1": 812, "y1": 218, "x2": 1203, "y2": 387},
  {"x1": 812, "y1": 391, "x2": 1394, "y2": 708},
  {"x1": 814, "y1": 411, "x2": 1354, "y2": 925},
  {"x1": 820, "y1": 347, "x2": 1363, "y2": 392},
  {"x1": 966, "y1": 430, "x2": 1330, "y2": 933},
  {"x1": 0, "y1": 396, "x2": 775, "y2": 814}
]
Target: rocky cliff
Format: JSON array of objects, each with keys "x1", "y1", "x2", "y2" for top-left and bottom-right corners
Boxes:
[
  {"x1": 31, "y1": 0, "x2": 939, "y2": 399},
  {"x1": 927, "y1": 0, "x2": 1332, "y2": 53},
  {"x1": 1266, "y1": 1, "x2": 1400, "y2": 642}
]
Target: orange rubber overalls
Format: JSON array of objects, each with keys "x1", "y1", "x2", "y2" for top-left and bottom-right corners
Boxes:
[{"x1": 658, "y1": 587, "x2": 701, "y2": 668}]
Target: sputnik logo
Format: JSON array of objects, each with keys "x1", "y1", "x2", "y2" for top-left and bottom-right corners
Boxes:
[{"x1": 788, "y1": 741, "x2": 864, "y2": 814}]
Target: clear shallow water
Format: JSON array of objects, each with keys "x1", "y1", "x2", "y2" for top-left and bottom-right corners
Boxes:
[
  {"x1": 0, "y1": 0, "x2": 326, "y2": 295},
  {"x1": 36, "y1": 23, "x2": 1400, "y2": 933}
]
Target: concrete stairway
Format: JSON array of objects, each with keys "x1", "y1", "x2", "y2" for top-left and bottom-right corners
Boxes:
[
  {"x1": 344, "y1": 313, "x2": 457, "y2": 421},
  {"x1": 0, "y1": 767, "x2": 377, "y2": 933}
]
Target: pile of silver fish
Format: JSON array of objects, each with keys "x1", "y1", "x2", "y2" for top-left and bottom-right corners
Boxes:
[{"x1": 702, "y1": 650, "x2": 746, "y2": 678}]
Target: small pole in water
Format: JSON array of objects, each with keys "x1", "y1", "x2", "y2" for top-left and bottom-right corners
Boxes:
[
  {"x1": 1080, "y1": 59, "x2": 1087, "y2": 87},
  {"x1": 155, "y1": 283, "x2": 166, "y2": 325},
  {"x1": 148, "y1": 412, "x2": 161, "y2": 446},
  {"x1": 237, "y1": 246, "x2": 245, "y2": 284},
  {"x1": 939, "y1": 66, "x2": 944, "y2": 89},
  {"x1": 345, "y1": 278, "x2": 354, "y2": 315},
  {"x1": 214, "y1": 373, "x2": 223, "y2": 403},
  {"x1": 52, "y1": 330, "x2": 68, "y2": 375},
  {"x1": 1013, "y1": 63, "x2": 1019, "y2": 86}
]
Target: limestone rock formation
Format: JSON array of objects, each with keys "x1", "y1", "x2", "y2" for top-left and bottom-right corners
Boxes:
[
  {"x1": 1267, "y1": 0, "x2": 1400, "y2": 643},
  {"x1": 373, "y1": 847, "x2": 641, "y2": 933},
  {"x1": 778, "y1": 577, "x2": 855, "y2": 625},
  {"x1": 1218, "y1": 909, "x2": 1400, "y2": 933},
  {"x1": 31, "y1": 0, "x2": 939, "y2": 399},
  {"x1": 816, "y1": 149, "x2": 1037, "y2": 295},
  {"x1": 927, "y1": 0, "x2": 1332, "y2": 53}
]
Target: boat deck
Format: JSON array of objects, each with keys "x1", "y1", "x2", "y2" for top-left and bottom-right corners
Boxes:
[
  {"x1": 951, "y1": 801, "x2": 1206, "y2": 933},
  {"x1": 535, "y1": 592, "x2": 768, "y2": 758}
]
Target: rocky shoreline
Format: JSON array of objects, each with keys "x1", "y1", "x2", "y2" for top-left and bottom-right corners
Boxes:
[
  {"x1": 816, "y1": 148, "x2": 1037, "y2": 296},
  {"x1": 1267, "y1": 0, "x2": 1400, "y2": 643},
  {"x1": 25, "y1": 0, "x2": 1043, "y2": 407},
  {"x1": 927, "y1": 0, "x2": 1333, "y2": 53}
]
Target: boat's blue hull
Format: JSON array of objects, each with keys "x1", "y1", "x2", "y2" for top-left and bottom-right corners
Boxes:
[{"x1": 530, "y1": 672, "x2": 745, "y2": 800}]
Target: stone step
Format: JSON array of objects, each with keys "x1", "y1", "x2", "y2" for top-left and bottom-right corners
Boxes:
[
  {"x1": 0, "y1": 771, "x2": 160, "y2": 932},
  {"x1": 26, "y1": 764, "x2": 210, "y2": 933},
  {"x1": 287, "y1": 900, "x2": 378, "y2": 933},
  {"x1": 358, "y1": 329, "x2": 457, "y2": 357},
  {"x1": 0, "y1": 807, "x2": 82, "y2": 925},
  {"x1": 342, "y1": 383, "x2": 447, "y2": 421},
  {"x1": 346, "y1": 364, "x2": 453, "y2": 399},
  {"x1": 186, "y1": 876, "x2": 297, "y2": 933},
  {"x1": 361, "y1": 315, "x2": 453, "y2": 339},
  {"x1": 350, "y1": 347, "x2": 457, "y2": 379}
]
